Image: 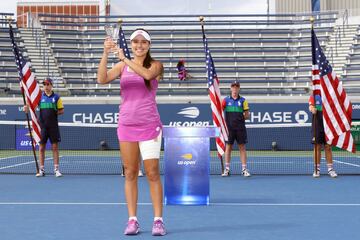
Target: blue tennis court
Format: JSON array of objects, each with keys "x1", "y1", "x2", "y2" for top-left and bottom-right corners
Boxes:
[
  {"x1": 1, "y1": 174, "x2": 360, "y2": 240},
  {"x1": 0, "y1": 128, "x2": 360, "y2": 238}
]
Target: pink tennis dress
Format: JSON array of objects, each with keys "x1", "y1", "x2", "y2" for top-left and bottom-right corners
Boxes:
[{"x1": 117, "y1": 65, "x2": 162, "y2": 141}]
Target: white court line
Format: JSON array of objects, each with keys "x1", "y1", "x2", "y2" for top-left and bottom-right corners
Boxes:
[
  {"x1": 0, "y1": 156, "x2": 62, "y2": 170},
  {"x1": 0, "y1": 202, "x2": 359, "y2": 206},
  {"x1": 333, "y1": 159, "x2": 360, "y2": 168},
  {"x1": 0, "y1": 155, "x2": 24, "y2": 161}
]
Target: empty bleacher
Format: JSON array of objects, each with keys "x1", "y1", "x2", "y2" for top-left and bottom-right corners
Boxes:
[
  {"x1": 34, "y1": 13, "x2": 340, "y2": 96},
  {"x1": 0, "y1": 13, "x2": 29, "y2": 95},
  {"x1": 2, "y1": 12, "x2": 359, "y2": 97},
  {"x1": 342, "y1": 25, "x2": 360, "y2": 93}
]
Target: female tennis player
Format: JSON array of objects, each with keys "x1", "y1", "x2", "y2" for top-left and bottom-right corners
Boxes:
[{"x1": 97, "y1": 28, "x2": 166, "y2": 236}]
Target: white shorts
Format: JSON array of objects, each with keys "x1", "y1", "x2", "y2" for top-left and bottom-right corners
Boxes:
[{"x1": 139, "y1": 130, "x2": 162, "y2": 160}]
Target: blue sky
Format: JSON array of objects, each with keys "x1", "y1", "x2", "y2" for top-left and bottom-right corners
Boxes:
[
  {"x1": 1, "y1": 0, "x2": 272, "y2": 16},
  {"x1": 1, "y1": 1, "x2": 17, "y2": 14}
]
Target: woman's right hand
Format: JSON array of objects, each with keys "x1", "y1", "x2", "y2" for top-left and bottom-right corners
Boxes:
[
  {"x1": 103, "y1": 37, "x2": 115, "y2": 55},
  {"x1": 309, "y1": 105, "x2": 317, "y2": 114}
]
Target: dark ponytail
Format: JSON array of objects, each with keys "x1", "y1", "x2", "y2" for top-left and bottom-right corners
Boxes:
[{"x1": 143, "y1": 50, "x2": 154, "y2": 90}]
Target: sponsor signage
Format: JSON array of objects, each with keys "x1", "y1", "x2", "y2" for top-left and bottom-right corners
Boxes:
[
  {"x1": 2, "y1": 103, "x2": 360, "y2": 124},
  {"x1": 16, "y1": 128, "x2": 51, "y2": 150}
]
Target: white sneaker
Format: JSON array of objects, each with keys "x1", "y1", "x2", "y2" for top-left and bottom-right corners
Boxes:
[
  {"x1": 242, "y1": 169, "x2": 251, "y2": 177},
  {"x1": 328, "y1": 169, "x2": 338, "y2": 178},
  {"x1": 138, "y1": 170, "x2": 144, "y2": 177},
  {"x1": 54, "y1": 169, "x2": 63, "y2": 177},
  {"x1": 313, "y1": 169, "x2": 320, "y2": 178},
  {"x1": 221, "y1": 168, "x2": 230, "y2": 177},
  {"x1": 36, "y1": 169, "x2": 45, "y2": 177}
]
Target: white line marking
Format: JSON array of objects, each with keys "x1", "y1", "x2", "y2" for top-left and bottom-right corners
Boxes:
[
  {"x1": 0, "y1": 155, "x2": 24, "y2": 161},
  {"x1": 333, "y1": 160, "x2": 360, "y2": 168},
  {"x1": 0, "y1": 202, "x2": 359, "y2": 206},
  {"x1": 0, "y1": 156, "x2": 62, "y2": 170},
  {"x1": 210, "y1": 203, "x2": 360, "y2": 206}
]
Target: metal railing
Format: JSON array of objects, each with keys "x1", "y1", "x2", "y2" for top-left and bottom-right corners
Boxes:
[{"x1": 36, "y1": 11, "x2": 339, "y2": 31}]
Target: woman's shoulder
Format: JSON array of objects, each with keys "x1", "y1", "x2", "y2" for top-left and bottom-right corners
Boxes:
[
  {"x1": 114, "y1": 61, "x2": 126, "y2": 71},
  {"x1": 151, "y1": 59, "x2": 163, "y2": 67}
]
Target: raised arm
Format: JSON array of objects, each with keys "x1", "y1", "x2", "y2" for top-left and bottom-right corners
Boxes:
[{"x1": 97, "y1": 38, "x2": 125, "y2": 84}]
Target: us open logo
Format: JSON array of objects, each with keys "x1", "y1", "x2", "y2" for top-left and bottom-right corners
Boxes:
[
  {"x1": 169, "y1": 107, "x2": 209, "y2": 127},
  {"x1": 177, "y1": 107, "x2": 200, "y2": 119},
  {"x1": 177, "y1": 153, "x2": 196, "y2": 166}
]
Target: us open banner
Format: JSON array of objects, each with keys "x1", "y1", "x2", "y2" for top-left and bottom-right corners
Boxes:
[
  {"x1": 16, "y1": 128, "x2": 51, "y2": 150},
  {"x1": 1, "y1": 103, "x2": 360, "y2": 150}
]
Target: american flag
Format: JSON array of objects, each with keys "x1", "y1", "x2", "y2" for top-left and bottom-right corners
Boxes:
[
  {"x1": 311, "y1": 28, "x2": 355, "y2": 153},
  {"x1": 9, "y1": 24, "x2": 42, "y2": 144},
  {"x1": 118, "y1": 26, "x2": 131, "y2": 59},
  {"x1": 202, "y1": 32, "x2": 228, "y2": 157}
]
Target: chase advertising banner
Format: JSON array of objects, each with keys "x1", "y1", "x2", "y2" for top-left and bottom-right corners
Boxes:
[
  {"x1": 1, "y1": 103, "x2": 360, "y2": 150},
  {"x1": 2, "y1": 103, "x2": 360, "y2": 124}
]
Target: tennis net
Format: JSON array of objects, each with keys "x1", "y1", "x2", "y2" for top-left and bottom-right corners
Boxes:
[{"x1": 0, "y1": 120, "x2": 359, "y2": 175}]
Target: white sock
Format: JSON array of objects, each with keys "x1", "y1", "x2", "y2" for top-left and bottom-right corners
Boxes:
[
  {"x1": 154, "y1": 217, "x2": 163, "y2": 222},
  {"x1": 327, "y1": 164, "x2": 333, "y2": 171},
  {"x1": 129, "y1": 216, "x2": 138, "y2": 221},
  {"x1": 225, "y1": 163, "x2": 230, "y2": 169}
]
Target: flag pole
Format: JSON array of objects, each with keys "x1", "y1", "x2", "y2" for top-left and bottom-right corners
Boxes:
[
  {"x1": 117, "y1": 18, "x2": 125, "y2": 176},
  {"x1": 310, "y1": 16, "x2": 319, "y2": 176},
  {"x1": 8, "y1": 17, "x2": 40, "y2": 174},
  {"x1": 199, "y1": 16, "x2": 224, "y2": 174},
  {"x1": 117, "y1": 18, "x2": 123, "y2": 46},
  {"x1": 199, "y1": 16, "x2": 205, "y2": 34}
]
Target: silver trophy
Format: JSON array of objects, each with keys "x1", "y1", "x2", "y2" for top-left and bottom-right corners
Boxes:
[{"x1": 104, "y1": 24, "x2": 120, "y2": 56}]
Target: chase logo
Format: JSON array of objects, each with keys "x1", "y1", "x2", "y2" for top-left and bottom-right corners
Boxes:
[
  {"x1": 181, "y1": 153, "x2": 193, "y2": 160},
  {"x1": 295, "y1": 110, "x2": 309, "y2": 124},
  {"x1": 353, "y1": 104, "x2": 360, "y2": 110},
  {"x1": 0, "y1": 109, "x2": 6, "y2": 115},
  {"x1": 177, "y1": 107, "x2": 199, "y2": 119}
]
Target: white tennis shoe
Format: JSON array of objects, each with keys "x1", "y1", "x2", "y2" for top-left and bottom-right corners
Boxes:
[
  {"x1": 242, "y1": 169, "x2": 251, "y2": 177},
  {"x1": 328, "y1": 169, "x2": 337, "y2": 178},
  {"x1": 313, "y1": 169, "x2": 320, "y2": 178},
  {"x1": 54, "y1": 169, "x2": 63, "y2": 177},
  {"x1": 36, "y1": 169, "x2": 45, "y2": 177},
  {"x1": 221, "y1": 168, "x2": 230, "y2": 177}
]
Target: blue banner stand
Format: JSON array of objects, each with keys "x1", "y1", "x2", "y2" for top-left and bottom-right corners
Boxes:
[{"x1": 163, "y1": 126, "x2": 220, "y2": 205}]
